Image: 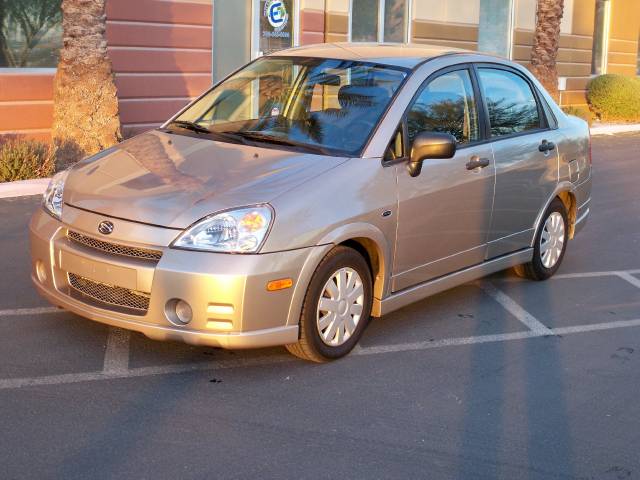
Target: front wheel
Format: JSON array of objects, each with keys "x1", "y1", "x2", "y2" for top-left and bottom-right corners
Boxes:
[
  {"x1": 514, "y1": 198, "x2": 569, "y2": 281},
  {"x1": 286, "y1": 246, "x2": 372, "y2": 362}
]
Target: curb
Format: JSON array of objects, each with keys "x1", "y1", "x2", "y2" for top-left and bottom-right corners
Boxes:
[
  {"x1": 590, "y1": 124, "x2": 640, "y2": 136},
  {"x1": 0, "y1": 178, "x2": 50, "y2": 199}
]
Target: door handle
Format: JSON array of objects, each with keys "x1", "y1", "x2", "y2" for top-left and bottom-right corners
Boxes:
[
  {"x1": 539, "y1": 140, "x2": 556, "y2": 152},
  {"x1": 466, "y1": 156, "x2": 490, "y2": 170}
]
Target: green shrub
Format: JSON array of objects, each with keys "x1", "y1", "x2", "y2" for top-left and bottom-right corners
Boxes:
[
  {"x1": 587, "y1": 74, "x2": 640, "y2": 122},
  {"x1": 0, "y1": 138, "x2": 57, "y2": 182},
  {"x1": 562, "y1": 105, "x2": 595, "y2": 125}
]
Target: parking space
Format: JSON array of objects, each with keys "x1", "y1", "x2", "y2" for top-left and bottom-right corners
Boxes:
[
  {"x1": 361, "y1": 284, "x2": 527, "y2": 347},
  {"x1": 493, "y1": 274, "x2": 640, "y2": 329},
  {"x1": 2, "y1": 264, "x2": 639, "y2": 390},
  {"x1": 1, "y1": 133, "x2": 639, "y2": 479}
]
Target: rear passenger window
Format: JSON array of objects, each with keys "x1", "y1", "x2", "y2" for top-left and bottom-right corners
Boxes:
[
  {"x1": 478, "y1": 68, "x2": 541, "y2": 137},
  {"x1": 407, "y1": 69, "x2": 480, "y2": 145}
]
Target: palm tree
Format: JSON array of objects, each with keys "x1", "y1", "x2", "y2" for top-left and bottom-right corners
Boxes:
[
  {"x1": 52, "y1": 0, "x2": 121, "y2": 167},
  {"x1": 530, "y1": 0, "x2": 565, "y2": 98}
]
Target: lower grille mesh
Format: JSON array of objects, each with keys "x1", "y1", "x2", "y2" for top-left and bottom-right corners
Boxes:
[{"x1": 68, "y1": 273, "x2": 150, "y2": 312}]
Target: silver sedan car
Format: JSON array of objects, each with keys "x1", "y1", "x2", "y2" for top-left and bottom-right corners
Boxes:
[{"x1": 31, "y1": 43, "x2": 591, "y2": 362}]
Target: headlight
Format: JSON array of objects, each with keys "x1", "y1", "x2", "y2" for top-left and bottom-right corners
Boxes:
[
  {"x1": 42, "y1": 170, "x2": 69, "y2": 220},
  {"x1": 171, "y1": 205, "x2": 274, "y2": 253}
]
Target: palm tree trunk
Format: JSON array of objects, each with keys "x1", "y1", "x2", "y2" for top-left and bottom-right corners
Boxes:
[
  {"x1": 52, "y1": 0, "x2": 121, "y2": 167},
  {"x1": 530, "y1": 0, "x2": 564, "y2": 98}
]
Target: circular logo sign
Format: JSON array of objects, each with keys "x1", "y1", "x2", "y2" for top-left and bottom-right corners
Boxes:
[
  {"x1": 264, "y1": 0, "x2": 288, "y2": 32},
  {"x1": 98, "y1": 221, "x2": 114, "y2": 235}
]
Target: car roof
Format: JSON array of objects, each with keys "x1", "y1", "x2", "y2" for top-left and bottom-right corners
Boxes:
[{"x1": 272, "y1": 42, "x2": 480, "y2": 69}]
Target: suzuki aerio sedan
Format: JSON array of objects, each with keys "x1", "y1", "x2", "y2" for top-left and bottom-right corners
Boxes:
[{"x1": 31, "y1": 44, "x2": 591, "y2": 362}]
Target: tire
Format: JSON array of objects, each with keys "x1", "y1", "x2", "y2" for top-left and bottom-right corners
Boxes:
[
  {"x1": 286, "y1": 246, "x2": 373, "y2": 362},
  {"x1": 514, "y1": 198, "x2": 569, "y2": 281}
]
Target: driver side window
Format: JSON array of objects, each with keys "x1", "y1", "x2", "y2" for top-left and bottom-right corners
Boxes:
[{"x1": 407, "y1": 69, "x2": 480, "y2": 147}]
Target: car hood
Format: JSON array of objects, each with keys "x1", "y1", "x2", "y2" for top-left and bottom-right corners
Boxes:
[{"x1": 64, "y1": 130, "x2": 349, "y2": 229}]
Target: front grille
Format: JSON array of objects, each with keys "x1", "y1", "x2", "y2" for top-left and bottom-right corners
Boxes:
[
  {"x1": 68, "y1": 273, "x2": 150, "y2": 313},
  {"x1": 67, "y1": 230, "x2": 162, "y2": 262}
]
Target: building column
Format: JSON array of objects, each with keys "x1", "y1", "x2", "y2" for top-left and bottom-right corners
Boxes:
[{"x1": 477, "y1": 0, "x2": 514, "y2": 58}]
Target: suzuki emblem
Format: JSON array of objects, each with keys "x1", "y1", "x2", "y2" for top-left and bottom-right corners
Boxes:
[{"x1": 98, "y1": 221, "x2": 114, "y2": 235}]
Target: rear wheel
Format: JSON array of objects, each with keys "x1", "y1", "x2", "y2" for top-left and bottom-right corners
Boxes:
[
  {"x1": 286, "y1": 246, "x2": 372, "y2": 362},
  {"x1": 514, "y1": 198, "x2": 568, "y2": 281}
]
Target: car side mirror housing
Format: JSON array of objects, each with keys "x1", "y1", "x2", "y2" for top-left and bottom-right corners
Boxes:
[{"x1": 407, "y1": 132, "x2": 457, "y2": 177}]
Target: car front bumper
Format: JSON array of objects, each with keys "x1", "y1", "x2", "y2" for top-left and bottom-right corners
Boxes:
[{"x1": 29, "y1": 206, "x2": 329, "y2": 349}]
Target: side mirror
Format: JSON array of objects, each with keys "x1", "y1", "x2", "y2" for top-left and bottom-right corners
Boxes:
[{"x1": 407, "y1": 132, "x2": 457, "y2": 177}]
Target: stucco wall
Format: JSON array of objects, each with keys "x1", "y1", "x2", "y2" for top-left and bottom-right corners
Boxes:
[
  {"x1": 0, "y1": 70, "x2": 55, "y2": 141},
  {"x1": 106, "y1": 0, "x2": 213, "y2": 138},
  {"x1": 0, "y1": 0, "x2": 213, "y2": 142}
]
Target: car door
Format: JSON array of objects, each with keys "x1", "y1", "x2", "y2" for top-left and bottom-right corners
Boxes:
[
  {"x1": 392, "y1": 67, "x2": 496, "y2": 292},
  {"x1": 475, "y1": 66, "x2": 562, "y2": 259}
]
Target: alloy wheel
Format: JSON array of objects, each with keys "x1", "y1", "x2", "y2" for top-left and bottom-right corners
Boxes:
[{"x1": 540, "y1": 211, "x2": 565, "y2": 268}]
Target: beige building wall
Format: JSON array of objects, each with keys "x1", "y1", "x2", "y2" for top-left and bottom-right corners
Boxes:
[
  {"x1": 300, "y1": 0, "x2": 325, "y2": 45},
  {"x1": 325, "y1": 0, "x2": 350, "y2": 43},
  {"x1": 606, "y1": 0, "x2": 640, "y2": 76},
  {"x1": 411, "y1": 0, "x2": 479, "y2": 50},
  {"x1": 317, "y1": 0, "x2": 639, "y2": 109},
  {"x1": 513, "y1": 0, "x2": 595, "y2": 107}
]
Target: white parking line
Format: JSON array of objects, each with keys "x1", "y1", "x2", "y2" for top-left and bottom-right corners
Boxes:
[
  {"x1": 0, "y1": 354, "x2": 293, "y2": 390},
  {"x1": 0, "y1": 306, "x2": 61, "y2": 317},
  {"x1": 477, "y1": 282, "x2": 554, "y2": 335},
  {"x1": 102, "y1": 328, "x2": 131, "y2": 373},
  {"x1": 616, "y1": 272, "x2": 640, "y2": 289},
  {"x1": 521, "y1": 269, "x2": 640, "y2": 281},
  {"x1": 0, "y1": 267, "x2": 638, "y2": 391},
  {"x1": 2, "y1": 318, "x2": 640, "y2": 391}
]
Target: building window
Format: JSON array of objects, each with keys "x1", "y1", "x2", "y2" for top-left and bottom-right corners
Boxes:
[
  {"x1": 0, "y1": 0, "x2": 62, "y2": 68},
  {"x1": 592, "y1": 0, "x2": 611, "y2": 75},
  {"x1": 351, "y1": 0, "x2": 410, "y2": 43}
]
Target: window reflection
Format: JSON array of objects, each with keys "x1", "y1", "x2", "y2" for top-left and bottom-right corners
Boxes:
[
  {"x1": 0, "y1": 0, "x2": 62, "y2": 67},
  {"x1": 478, "y1": 69, "x2": 541, "y2": 137},
  {"x1": 383, "y1": 0, "x2": 408, "y2": 43},
  {"x1": 351, "y1": 0, "x2": 379, "y2": 42},
  {"x1": 407, "y1": 69, "x2": 480, "y2": 145}
]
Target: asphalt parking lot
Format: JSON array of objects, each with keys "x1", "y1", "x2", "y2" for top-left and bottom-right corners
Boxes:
[{"x1": 1, "y1": 133, "x2": 639, "y2": 480}]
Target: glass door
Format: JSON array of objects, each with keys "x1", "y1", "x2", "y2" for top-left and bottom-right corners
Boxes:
[{"x1": 252, "y1": 0, "x2": 300, "y2": 58}]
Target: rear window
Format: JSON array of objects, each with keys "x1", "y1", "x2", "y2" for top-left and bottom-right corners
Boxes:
[{"x1": 478, "y1": 68, "x2": 541, "y2": 137}]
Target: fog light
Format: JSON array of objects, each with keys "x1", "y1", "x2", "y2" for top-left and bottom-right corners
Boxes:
[
  {"x1": 35, "y1": 260, "x2": 47, "y2": 283},
  {"x1": 165, "y1": 299, "x2": 193, "y2": 326}
]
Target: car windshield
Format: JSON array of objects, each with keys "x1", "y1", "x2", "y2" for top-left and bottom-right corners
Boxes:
[{"x1": 169, "y1": 56, "x2": 408, "y2": 156}]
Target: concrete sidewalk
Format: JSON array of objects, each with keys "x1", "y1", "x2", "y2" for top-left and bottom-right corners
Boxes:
[
  {"x1": 0, "y1": 178, "x2": 50, "y2": 199},
  {"x1": 590, "y1": 123, "x2": 640, "y2": 136}
]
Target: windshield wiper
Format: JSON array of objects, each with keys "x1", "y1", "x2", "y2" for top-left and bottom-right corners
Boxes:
[
  {"x1": 223, "y1": 131, "x2": 331, "y2": 155},
  {"x1": 169, "y1": 120, "x2": 211, "y2": 134}
]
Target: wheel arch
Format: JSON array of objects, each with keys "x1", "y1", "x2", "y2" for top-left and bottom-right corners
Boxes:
[
  {"x1": 556, "y1": 190, "x2": 578, "y2": 239},
  {"x1": 317, "y1": 223, "x2": 392, "y2": 317},
  {"x1": 532, "y1": 182, "x2": 578, "y2": 245}
]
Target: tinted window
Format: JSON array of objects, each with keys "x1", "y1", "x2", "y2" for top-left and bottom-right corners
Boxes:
[
  {"x1": 478, "y1": 68, "x2": 541, "y2": 137},
  {"x1": 407, "y1": 69, "x2": 480, "y2": 146}
]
